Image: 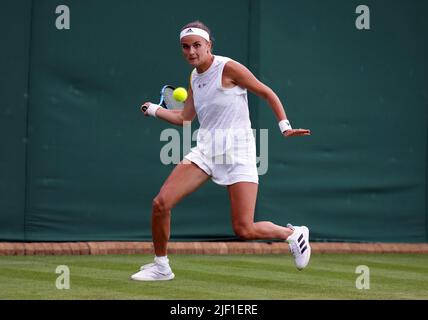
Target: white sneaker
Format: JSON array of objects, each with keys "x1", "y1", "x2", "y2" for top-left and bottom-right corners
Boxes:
[
  {"x1": 286, "y1": 224, "x2": 311, "y2": 270},
  {"x1": 130, "y1": 261, "x2": 175, "y2": 281}
]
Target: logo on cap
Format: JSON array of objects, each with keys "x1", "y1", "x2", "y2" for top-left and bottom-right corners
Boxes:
[{"x1": 186, "y1": 28, "x2": 193, "y2": 33}]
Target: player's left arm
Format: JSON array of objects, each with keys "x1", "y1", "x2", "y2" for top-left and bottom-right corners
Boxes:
[{"x1": 223, "y1": 60, "x2": 310, "y2": 137}]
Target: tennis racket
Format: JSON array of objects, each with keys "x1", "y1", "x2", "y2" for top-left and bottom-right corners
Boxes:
[{"x1": 141, "y1": 85, "x2": 184, "y2": 112}]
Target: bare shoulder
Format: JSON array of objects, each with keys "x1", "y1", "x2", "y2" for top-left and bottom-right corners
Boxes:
[
  {"x1": 223, "y1": 59, "x2": 265, "y2": 92},
  {"x1": 223, "y1": 60, "x2": 253, "y2": 87},
  {"x1": 224, "y1": 59, "x2": 249, "y2": 75}
]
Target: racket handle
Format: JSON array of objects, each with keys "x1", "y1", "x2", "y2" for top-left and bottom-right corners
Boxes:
[{"x1": 141, "y1": 105, "x2": 148, "y2": 112}]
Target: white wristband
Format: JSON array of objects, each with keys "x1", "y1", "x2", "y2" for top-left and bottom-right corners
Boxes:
[
  {"x1": 147, "y1": 104, "x2": 161, "y2": 117},
  {"x1": 278, "y1": 119, "x2": 292, "y2": 133}
]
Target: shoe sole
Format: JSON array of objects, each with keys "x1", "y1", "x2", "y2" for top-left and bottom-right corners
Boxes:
[
  {"x1": 297, "y1": 226, "x2": 311, "y2": 271},
  {"x1": 131, "y1": 273, "x2": 175, "y2": 281}
]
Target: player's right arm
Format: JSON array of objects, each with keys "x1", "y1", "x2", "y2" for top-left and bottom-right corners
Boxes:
[{"x1": 142, "y1": 87, "x2": 196, "y2": 126}]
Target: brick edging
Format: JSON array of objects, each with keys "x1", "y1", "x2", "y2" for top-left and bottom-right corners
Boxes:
[{"x1": 1, "y1": 242, "x2": 428, "y2": 255}]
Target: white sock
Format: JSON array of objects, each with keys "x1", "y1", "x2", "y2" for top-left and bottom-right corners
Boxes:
[{"x1": 154, "y1": 256, "x2": 169, "y2": 266}]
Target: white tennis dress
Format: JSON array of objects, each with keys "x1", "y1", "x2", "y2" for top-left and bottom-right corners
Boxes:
[{"x1": 184, "y1": 55, "x2": 258, "y2": 185}]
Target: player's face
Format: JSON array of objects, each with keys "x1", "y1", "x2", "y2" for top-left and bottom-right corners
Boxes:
[{"x1": 181, "y1": 35, "x2": 212, "y2": 67}]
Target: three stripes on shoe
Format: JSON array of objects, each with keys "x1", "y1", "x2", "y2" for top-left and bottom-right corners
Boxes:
[{"x1": 297, "y1": 233, "x2": 308, "y2": 254}]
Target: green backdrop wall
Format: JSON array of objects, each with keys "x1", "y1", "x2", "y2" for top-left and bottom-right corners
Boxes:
[{"x1": 0, "y1": 0, "x2": 427, "y2": 242}]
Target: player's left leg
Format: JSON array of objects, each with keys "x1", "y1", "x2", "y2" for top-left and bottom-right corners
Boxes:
[
  {"x1": 227, "y1": 182, "x2": 293, "y2": 240},
  {"x1": 228, "y1": 181, "x2": 311, "y2": 270}
]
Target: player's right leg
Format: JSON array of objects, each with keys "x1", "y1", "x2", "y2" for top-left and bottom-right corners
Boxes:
[
  {"x1": 151, "y1": 159, "x2": 210, "y2": 257},
  {"x1": 131, "y1": 159, "x2": 210, "y2": 281}
]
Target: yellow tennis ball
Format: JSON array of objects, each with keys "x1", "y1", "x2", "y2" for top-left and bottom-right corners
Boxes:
[{"x1": 173, "y1": 87, "x2": 188, "y2": 102}]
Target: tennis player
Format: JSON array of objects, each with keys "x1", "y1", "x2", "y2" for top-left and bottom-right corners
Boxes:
[{"x1": 131, "y1": 21, "x2": 311, "y2": 281}]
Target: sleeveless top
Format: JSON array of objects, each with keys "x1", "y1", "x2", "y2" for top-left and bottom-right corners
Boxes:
[{"x1": 190, "y1": 55, "x2": 254, "y2": 156}]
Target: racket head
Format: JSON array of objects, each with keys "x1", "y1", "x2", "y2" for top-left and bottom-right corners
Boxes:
[
  {"x1": 160, "y1": 85, "x2": 185, "y2": 110},
  {"x1": 140, "y1": 85, "x2": 185, "y2": 112}
]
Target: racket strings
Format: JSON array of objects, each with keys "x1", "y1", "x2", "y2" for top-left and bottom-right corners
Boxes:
[{"x1": 162, "y1": 88, "x2": 184, "y2": 110}]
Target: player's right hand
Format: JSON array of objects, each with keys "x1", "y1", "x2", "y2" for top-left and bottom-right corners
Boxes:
[{"x1": 140, "y1": 102, "x2": 151, "y2": 116}]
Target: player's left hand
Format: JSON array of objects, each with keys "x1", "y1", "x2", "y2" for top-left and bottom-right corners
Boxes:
[{"x1": 283, "y1": 129, "x2": 311, "y2": 137}]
